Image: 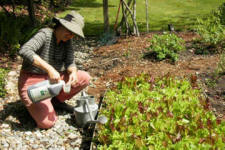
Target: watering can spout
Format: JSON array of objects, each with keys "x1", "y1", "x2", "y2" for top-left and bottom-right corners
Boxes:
[{"x1": 87, "y1": 116, "x2": 108, "y2": 124}]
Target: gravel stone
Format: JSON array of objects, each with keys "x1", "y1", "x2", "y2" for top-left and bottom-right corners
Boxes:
[
  {"x1": 68, "y1": 133, "x2": 78, "y2": 139},
  {"x1": 32, "y1": 144, "x2": 39, "y2": 149},
  {"x1": 1, "y1": 123, "x2": 10, "y2": 128}
]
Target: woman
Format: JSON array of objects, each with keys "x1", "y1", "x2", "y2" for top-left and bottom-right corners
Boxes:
[{"x1": 18, "y1": 11, "x2": 91, "y2": 129}]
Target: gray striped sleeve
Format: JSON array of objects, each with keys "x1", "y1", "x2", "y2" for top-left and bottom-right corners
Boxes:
[
  {"x1": 19, "y1": 30, "x2": 46, "y2": 64},
  {"x1": 65, "y1": 40, "x2": 76, "y2": 69}
]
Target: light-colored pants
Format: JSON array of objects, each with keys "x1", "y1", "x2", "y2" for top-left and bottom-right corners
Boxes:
[{"x1": 18, "y1": 70, "x2": 91, "y2": 129}]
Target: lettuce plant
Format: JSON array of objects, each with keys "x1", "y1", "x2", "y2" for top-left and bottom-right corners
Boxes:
[{"x1": 97, "y1": 74, "x2": 225, "y2": 149}]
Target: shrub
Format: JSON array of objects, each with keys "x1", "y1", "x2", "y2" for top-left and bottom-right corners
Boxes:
[
  {"x1": 0, "y1": 8, "x2": 52, "y2": 57},
  {"x1": 196, "y1": 15, "x2": 225, "y2": 46},
  {"x1": 0, "y1": 68, "x2": 9, "y2": 98},
  {"x1": 216, "y1": 53, "x2": 225, "y2": 75},
  {"x1": 216, "y1": 2, "x2": 225, "y2": 25},
  {"x1": 195, "y1": 3, "x2": 225, "y2": 53},
  {"x1": 146, "y1": 33, "x2": 185, "y2": 62},
  {"x1": 0, "y1": 14, "x2": 22, "y2": 56},
  {"x1": 97, "y1": 74, "x2": 225, "y2": 149},
  {"x1": 0, "y1": 13, "x2": 36, "y2": 57}
]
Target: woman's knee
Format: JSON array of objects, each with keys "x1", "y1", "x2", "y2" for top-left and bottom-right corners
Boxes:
[
  {"x1": 77, "y1": 71, "x2": 91, "y2": 86},
  {"x1": 37, "y1": 117, "x2": 57, "y2": 129},
  {"x1": 27, "y1": 100, "x2": 57, "y2": 129},
  {"x1": 83, "y1": 72, "x2": 91, "y2": 86}
]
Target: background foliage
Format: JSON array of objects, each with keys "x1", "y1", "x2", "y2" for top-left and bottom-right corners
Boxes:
[
  {"x1": 0, "y1": 13, "x2": 35, "y2": 57},
  {"x1": 195, "y1": 2, "x2": 225, "y2": 54}
]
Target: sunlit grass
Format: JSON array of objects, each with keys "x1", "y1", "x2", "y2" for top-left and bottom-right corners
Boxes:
[{"x1": 57, "y1": 0, "x2": 225, "y2": 35}]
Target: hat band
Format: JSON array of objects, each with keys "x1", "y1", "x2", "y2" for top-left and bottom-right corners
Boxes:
[{"x1": 64, "y1": 14, "x2": 74, "y2": 22}]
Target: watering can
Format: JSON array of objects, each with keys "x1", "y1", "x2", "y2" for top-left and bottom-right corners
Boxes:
[{"x1": 73, "y1": 91, "x2": 108, "y2": 128}]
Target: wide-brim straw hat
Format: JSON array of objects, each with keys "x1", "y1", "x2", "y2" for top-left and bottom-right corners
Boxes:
[{"x1": 54, "y1": 11, "x2": 85, "y2": 38}]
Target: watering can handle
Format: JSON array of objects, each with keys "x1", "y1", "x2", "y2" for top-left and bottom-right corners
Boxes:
[
  {"x1": 85, "y1": 99, "x2": 95, "y2": 121},
  {"x1": 81, "y1": 91, "x2": 87, "y2": 96}
]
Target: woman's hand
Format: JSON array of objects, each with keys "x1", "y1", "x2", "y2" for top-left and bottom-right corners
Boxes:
[
  {"x1": 33, "y1": 55, "x2": 61, "y2": 83},
  {"x1": 48, "y1": 68, "x2": 61, "y2": 83},
  {"x1": 68, "y1": 71, "x2": 77, "y2": 86}
]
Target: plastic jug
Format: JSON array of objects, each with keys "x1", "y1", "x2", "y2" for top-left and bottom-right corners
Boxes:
[{"x1": 27, "y1": 80, "x2": 66, "y2": 103}]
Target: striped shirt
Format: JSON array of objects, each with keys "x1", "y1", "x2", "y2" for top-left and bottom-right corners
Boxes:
[{"x1": 19, "y1": 28, "x2": 76, "y2": 74}]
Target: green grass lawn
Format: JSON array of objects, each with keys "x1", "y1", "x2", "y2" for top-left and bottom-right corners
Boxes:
[{"x1": 58, "y1": 0, "x2": 225, "y2": 36}]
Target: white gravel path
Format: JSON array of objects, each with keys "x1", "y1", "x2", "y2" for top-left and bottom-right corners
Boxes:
[{"x1": 0, "y1": 38, "x2": 98, "y2": 150}]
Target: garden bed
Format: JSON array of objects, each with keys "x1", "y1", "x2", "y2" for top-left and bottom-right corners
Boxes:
[
  {"x1": 92, "y1": 75, "x2": 225, "y2": 149},
  {"x1": 86, "y1": 32, "x2": 224, "y2": 120},
  {"x1": 0, "y1": 31, "x2": 224, "y2": 149}
]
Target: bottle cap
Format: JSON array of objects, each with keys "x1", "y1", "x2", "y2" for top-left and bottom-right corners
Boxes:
[{"x1": 63, "y1": 81, "x2": 71, "y2": 93}]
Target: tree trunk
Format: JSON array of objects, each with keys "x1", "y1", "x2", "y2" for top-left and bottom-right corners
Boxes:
[
  {"x1": 34, "y1": 0, "x2": 42, "y2": 4},
  {"x1": 49, "y1": 0, "x2": 55, "y2": 9},
  {"x1": 133, "y1": 0, "x2": 139, "y2": 36},
  {"x1": 103, "y1": 0, "x2": 110, "y2": 32},
  {"x1": 11, "y1": 0, "x2": 16, "y2": 14},
  {"x1": 145, "y1": 0, "x2": 149, "y2": 32},
  {"x1": 27, "y1": 0, "x2": 36, "y2": 27},
  {"x1": 133, "y1": 0, "x2": 137, "y2": 35},
  {"x1": 114, "y1": 0, "x2": 121, "y2": 31}
]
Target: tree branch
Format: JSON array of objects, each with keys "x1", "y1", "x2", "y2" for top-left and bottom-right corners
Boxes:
[
  {"x1": 118, "y1": 0, "x2": 132, "y2": 28},
  {"x1": 114, "y1": 0, "x2": 122, "y2": 31},
  {"x1": 121, "y1": 0, "x2": 139, "y2": 36}
]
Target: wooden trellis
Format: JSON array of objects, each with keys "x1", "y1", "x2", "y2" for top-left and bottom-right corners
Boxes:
[{"x1": 114, "y1": 0, "x2": 140, "y2": 36}]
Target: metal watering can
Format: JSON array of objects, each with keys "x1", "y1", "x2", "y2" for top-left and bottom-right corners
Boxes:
[{"x1": 73, "y1": 91, "x2": 107, "y2": 128}]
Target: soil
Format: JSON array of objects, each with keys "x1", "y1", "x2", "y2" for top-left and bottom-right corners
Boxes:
[
  {"x1": 84, "y1": 32, "x2": 225, "y2": 120},
  {"x1": 2, "y1": 31, "x2": 225, "y2": 121}
]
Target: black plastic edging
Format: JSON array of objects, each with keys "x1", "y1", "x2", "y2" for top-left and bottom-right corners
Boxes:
[{"x1": 90, "y1": 93, "x2": 105, "y2": 150}]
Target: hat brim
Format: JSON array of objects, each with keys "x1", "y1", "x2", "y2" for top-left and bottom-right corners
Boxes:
[{"x1": 54, "y1": 17, "x2": 85, "y2": 38}]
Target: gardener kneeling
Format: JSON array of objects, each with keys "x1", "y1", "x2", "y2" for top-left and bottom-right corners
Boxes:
[{"x1": 18, "y1": 11, "x2": 91, "y2": 129}]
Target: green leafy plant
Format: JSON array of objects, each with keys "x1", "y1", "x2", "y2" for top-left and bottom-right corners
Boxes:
[
  {"x1": 216, "y1": 53, "x2": 225, "y2": 75},
  {"x1": 0, "y1": 68, "x2": 9, "y2": 98},
  {"x1": 0, "y1": 13, "x2": 35, "y2": 57},
  {"x1": 0, "y1": 6, "x2": 53, "y2": 57},
  {"x1": 97, "y1": 74, "x2": 225, "y2": 149},
  {"x1": 146, "y1": 33, "x2": 185, "y2": 62},
  {"x1": 216, "y1": 2, "x2": 225, "y2": 25},
  {"x1": 205, "y1": 78, "x2": 217, "y2": 88},
  {"x1": 196, "y1": 15, "x2": 225, "y2": 46},
  {"x1": 195, "y1": 3, "x2": 225, "y2": 54}
]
